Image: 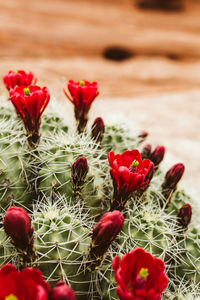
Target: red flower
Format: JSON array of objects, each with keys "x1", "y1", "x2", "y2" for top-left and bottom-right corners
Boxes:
[
  {"x1": 4, "y1": 206, "x2": 33, "y2": 251},
  {"x1": 108, "y1": 150, "x2": 154, "y2": 210},
  {"x1": 9, "y1": 85, "x2": 50, "y2": 145},
  {"x1": 112, "y1": 248, "x2": 168, "y2": 300},
  {"x1": 64, "y1": 80, "x2": 99, "y2": 133},
  {"x1": 88, "y1": 211, "x2": 124, "y2": 270},
  {"x1": 3, "y1": 70, "x2": 36, "y2": 91},
  {"x1": 0, "y1": 264, "x2": 50, "y2": 300},
  {"x1": 51, "y1": 281, "x2": 75, "y2": 300}
]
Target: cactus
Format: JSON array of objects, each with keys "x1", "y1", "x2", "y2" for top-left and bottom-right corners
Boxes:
[{"x1": 0, "y1": 74, "x2": 200, "y2": 300}]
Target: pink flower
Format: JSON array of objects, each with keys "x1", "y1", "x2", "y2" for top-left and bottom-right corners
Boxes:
[{"x1": 113, "y1": 248, "x2": 168, "y2": 300}]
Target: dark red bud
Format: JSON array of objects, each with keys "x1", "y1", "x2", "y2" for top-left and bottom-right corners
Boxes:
[
  {"x1": 71, "y1": 157, "x2": 89, "y2": 185},
  {"x1": 138, "y1": 131, "x2": 149, "y2": 139},
  {"x1": 141, "y1": 144, "x2": 152, "y2": 159},
  {"x1": 92, "y1": 210, "x2": 124, "y2": 257},
  {"x1": 3, "y1": 206, "x2": 33, "y2": 250},
  {"x1": 51, "y1": 281, "x2": 75, "y2": 300},
  {"x1": 178, "y1": 203, "x2": 192, "y2": 228},
  {"x1": 164, "y1": 163, "x2": 185, "y2": 190},
  {"x1": 150, "y1": 146, "x2": 165, "y2": 166},
  {"x1": 91, "y1": 117, "x2": 105, "y2": 143}
]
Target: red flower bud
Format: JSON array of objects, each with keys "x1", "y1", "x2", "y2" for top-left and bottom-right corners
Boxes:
[
  {"x1": 91, "y1": 117, "x2": 105, "y2": 143},
  {"x1": 51, "y1": 281, "x2": 75, "y2": 300},
  {"x1": 4, "y1": 207, "x2": 33, "y2": 251},
  {"x1": 150, "y1": 145, "x2": 165, "y2": 166},
  {"x1": 138, "y1": 131, "x2": 149, "y2": 139},
  {"x1": 113, "y1": 248, "x2": 168, "y2": 300},
  {"x1": 3, "y1": 70, "x2": 36, "y2": 91},
  {"x1": 178, "y1": 203, "x2": 192, "y2": 229},
  {"x1": 141, "y1": 144, "x2": 152, "y2": 159},
  {"x1": 64, "y1": 80, "x2": 99, "y2": 133},
  {"x1": 163, "y1": 163, "x2": 185, "y2": 190},
  {"x1": 109, "y1": 150, "x2": 154, "y2": 210},
  {"x1": 71, "y1": 157, "x2": 89, "y2": 187},
  {"x1": 0, "y1": 264, "x2": 50, "y2": 300},
  {"x1": 88, "y1": 211, "x2": 124, "y2": 268},
  {"x1": 9, "y1": 85, "x2": 50, "y2": 145}
]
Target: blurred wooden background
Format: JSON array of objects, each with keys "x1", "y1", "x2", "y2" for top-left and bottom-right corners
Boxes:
[{"x1": 0, "y1": 0, "x2": 200, "y2": 195}]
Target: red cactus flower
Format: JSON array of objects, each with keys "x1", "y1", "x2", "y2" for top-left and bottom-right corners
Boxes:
[
  {"x1": 88, "y1": 211, "x2": 124, "y2": 269},
  {"x1": 112, "y1": 248, "x2": 168, "y2": 300},
  {"x1": 108, "y1": 150, "x2": 154, "y2": 210},
  {"x1": 9, "y1": 85, "x2": 50, "y2": 145},
  {"x1": 0, "y1": 264, "x2": 50, "y2": 300},
  {"x1": 4, "y1": 206, "x2": 33, "y2": 251},
  {"x1": 3, "y1": 70, "x2": 36, "y2": 91},
  {"x1": 64, "y1": 80, "x2": 99, "y2": 133},
  {"x1": 51, "y1": 281, "x2": 75, "y2": 300},
  {"x1": 178, "y1": 203, "x2": 192, "y2": 229}
]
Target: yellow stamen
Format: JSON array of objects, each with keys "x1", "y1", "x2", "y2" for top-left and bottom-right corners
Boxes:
[
  {"x1": 139, "y1": 267, "x2": 149, "y2": 278},
  {"x1": 132, "y1": 160, "x2": 139, "y2": 168},
  {"x1": 23, "y1": 87, "x2": 30, "y2": 96},
  {"x1": 5, "y1": 294, "x2": 18, "y2": 300},
  {"x1": 79, "y1": 80, "x2": 85, "y2": 87}
]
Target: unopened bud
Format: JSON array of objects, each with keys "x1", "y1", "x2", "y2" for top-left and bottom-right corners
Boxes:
[
  {"x1": 3, "y1": 207, "x2": 33, "y2": 251},
  {"x1": 178, "y1": 203, "x2": 192, "y2": 229},
  {"x1": 138, "y1": 131, "x2": 149, "y2": 139},
  {"x1": 89, "y1": 211, "x2": 124, "y2": 268},
  {"x1": 141, "y1": 144, "x2": 152, "y2": 160},
  {"x1": 71, "y1": 157, "x2": 89, "y2": 187},
  {"x1": 91, "y1": 117, "x2": 105, "y2": 143},
  {"x1": 150, "y1": 146, "x2": 165, "y2": 167},
  {"x1": 51, "y1": 281, "x2": 75, "y2": 300},
  {"x1": 163, "y1": 163, "x2": 185, "y2": 190}
]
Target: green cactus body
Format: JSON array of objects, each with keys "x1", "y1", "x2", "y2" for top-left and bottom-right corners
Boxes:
[{"x1": 0, "y1": 99, "x2": 200, "y2": 299}]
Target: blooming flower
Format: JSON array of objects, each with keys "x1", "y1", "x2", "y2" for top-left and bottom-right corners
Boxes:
[
  {"x1": 112, "y1": 248, "x2": 168, "y2": 300},
  {"x1": 4, "y1": 206, "x2": 33, "y2": 251},
  {"x1": 51, "y1": 281, "x2": 75, "y2": 300},
  {"x1": 108, "y1": 150, "x2": 154, "y2": 210},
  {"x1": 64, "y1": 80, "x2": 99, "y2": 133},
  {"x1": 0, "y1": 264, "x2": 50, "y2": 300},
  {"x1": 3, "y1": 70, "x2": 36, "y2": 91},
  {"x1": 9, "y1": 85, "x2": 50, "y2": 146},
  {"x1": 88, "y1": 211, "x2": 124, "y2": 270}
]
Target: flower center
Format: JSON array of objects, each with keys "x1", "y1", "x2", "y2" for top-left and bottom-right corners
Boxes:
[
  {"x1": 23, "y1": 87, "x2": 30, "y2": 96},
  {"x1": 79, "y1": 80, "x2": 85, "y2": 87},
  {"x1": 139, "y1": 267, "x2": 149, "y2": 278},
  {"x1": 5, "y1": 295, "x2": 18, "y2": 300},
  {"x1": 132, "y1": 160, "x2": 139, "y2": 168}
]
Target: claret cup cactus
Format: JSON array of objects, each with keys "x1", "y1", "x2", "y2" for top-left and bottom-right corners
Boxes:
[{"x1": 0, "y1": 70, "x2": 200, "y2": 300}]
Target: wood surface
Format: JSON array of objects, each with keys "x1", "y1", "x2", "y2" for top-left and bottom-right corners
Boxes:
[{"x1": 0, "y1": 0, "x2": 200, "y2": 195}]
